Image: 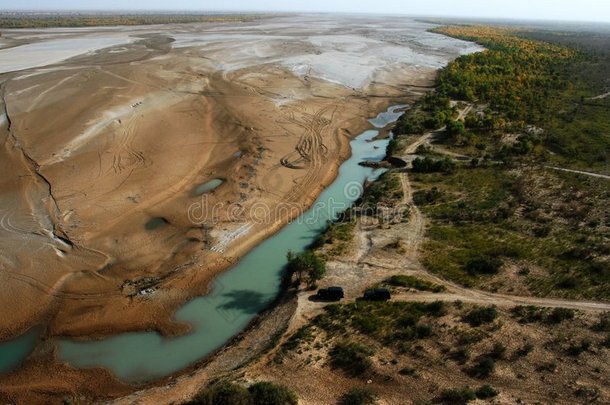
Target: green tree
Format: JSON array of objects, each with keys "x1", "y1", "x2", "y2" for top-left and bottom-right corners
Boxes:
[
  {"x1": 446, "y1": 119, "x2": 466, "y2": 137},
  {"x1": 287, "y1": 250, "x2": 326, "y2": 287}
]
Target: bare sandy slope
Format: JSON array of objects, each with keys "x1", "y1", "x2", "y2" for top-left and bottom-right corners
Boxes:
[{"x1": 0, "y1": 14, "x2": 485, "y2": 402}]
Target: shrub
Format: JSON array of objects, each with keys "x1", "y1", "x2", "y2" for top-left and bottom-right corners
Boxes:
[
  {"x1": 556, "y1": 275, "x2": 578, "y2": 289},
  {"x1": 511, "y1": 305, "x2": 545, "y2": 323},
  {"x1": 412, "y1": 156, "x2": 456, "y2": 173},
  {"x1": 545, "y1": 307, "x2": 575, "y2": 324},
  {"x1": 399, "y1": 366, "x2": 417, "y2": 376},
  {"x1": 188, "y1": 382, "x2": 251, "y2": 405},
  {"x1": 537, "y1": 360, "x2": 558, "y2": 372},
  {"x1": 438, "y1": 387, "x2": 476, "y2": 404},
  {"x1": 463, "y1": 306, "x2": 498, "y2": 327},
  {"x1": 469, "y1": 357, "x2": 495, "y2": 378},
  {"x1": 330, "y1": 341, "x2": 374, "y2": 376},
  {"x1": 465, "y1": 256, "x2": 502, "y2": 275},
  {"x1": 566, "y1": 339, "x2": 592, "y2": 356},
  {"x1": 593, "y1": 312, "x2": 610, "y2": 332},
  {"x1": 248, "y1": 382, "x2": 298, "y2": 405},
  {"x1": 416, "y1": 323, "x2": 433, "y2": 338},
  {"x1": 516, "y1": 342, "x2": 534, "y2": 357},
  {"x1": 488, "y1": 342, "x2": 506, "y2": 360},
  {"x1": 423, "y1": 300, "x2": 447, "y2": 316},
  {"x1": 449, "y1": 346, "x2": 470, "y2": 364},
  {"x1": 189, "y1": 381, "x2": 298, "y2": 405},
  {"x1": 476, "y1": 384, "x2": 499, "y2": 399},
  {"x1": 339, "y1": 387, "x2": 378, "y2": 405},
  {"x1": 413, "y1": 187, "x2": 443, "y2": 206}
]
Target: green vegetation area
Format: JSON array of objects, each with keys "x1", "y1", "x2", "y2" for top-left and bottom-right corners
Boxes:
[
  {"x1": 313, "y1": 218, "x2": 356, "y2": 257},
  {"x1": 313, "y1": 170, "x2": 404, "y2": 259},
  {"x1": 393, "y1": 25, "x2": 610, "y2": 300},
  {"x1": 277, "y1": 289, "x2": 610, "y2": 403},
  {"x1": 414, "y1": 165, "x2": 609, "y2": 299},
  {"x1": 0, "y1": 13, "x2": 258, "y2": 28},
  {"x1": 359, "y1": 171, "x2": 403, "y2": 206},
  {"x1": 396, "y1": 25, "x2": 610, "y2": 170},
  {"x1": 279, "y1": 300, "x2": 447, "y2": 364}
]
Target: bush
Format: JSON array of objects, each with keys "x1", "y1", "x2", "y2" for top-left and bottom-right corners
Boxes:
[
  {"x1": 188, "y1": 382, "x2": 251, "y2": 405},
  {"x1": 412, "y1": 156, "x2": 456, "y2": 173},
  {"x1": 438, "y1": 387, "x2": 476, "y2": 404},
  {"x1": 188, "y1": 381, "x2": 297, "y2": 405},
  {"x1": 511, "y1": 305, "x2": 545, "y2": 323},
  {"x1": 449, "y1": 346, "x2": 470, "y2": 364},
  {"x1": 423, "y1": 300, "x2": 448, "y2": 317},
  {"x1": 469, "y1": 357, "x2": 495, "y2": 378},
  {"x1": 602, "y1": 334, "x2": 610, "y2": 348},
  {"x1": 413, "y1": 187, "x2": 443, "y2": 205},
  {"x1": 465, "y1": 256, "x2": 502, "y2": 275},
  {"x1": 516, "y1": 342, "x2": 534, "y2": 357},
  {"x1": 488, "y1": 342, "x2": 506, "y2": 360},
  {"x1": 416, "y1": 323, "x2": 433, "y2": 338},
  {"x1": 330, "y1": 341, "x2": 374, "y2": 376},
  {"x1": 593, "y1": 312, "x2": 610, "y2": 332},
  {"x1": 546, "y1": 307, "x2": 575, "y2": 324},
  {"x1": 463, "y1": 306, "x2": 498, "y2": 327},
  {"x1": 399, "y1": 366, "x2": 417, "y2": 376},
  {"x1": 566, "y1": 339, "x2": 592, "y2": 356},
  {"x1": 476, "y1": 384, "x2": 499, "y2": 399},
  {"x1": 556, "y1": 275, "x2": 578, "y2": 289},
  {"x1": 339, "y1": 387, "x2": 378, "y2": 405},
  {"x1": 248, "y1": 382, "x2": 298, "y2": 405}
]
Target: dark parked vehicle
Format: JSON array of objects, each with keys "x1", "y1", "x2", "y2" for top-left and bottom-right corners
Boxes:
[
  {"x1": 363, "y1": 288, "x2": 391, "y2": 301},
  {"x1": 317, "y1": 286, "x2": 345, "y2": 301}
]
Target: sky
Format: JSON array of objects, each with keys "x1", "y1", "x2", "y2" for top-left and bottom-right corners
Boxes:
[{"x1": 1, "y1": 0, "x2": 610, "y2": 23}]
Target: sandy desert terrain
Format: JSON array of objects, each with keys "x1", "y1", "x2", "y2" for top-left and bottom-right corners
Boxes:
[{"x1": 0, "y1": 13, "x2": 484, "y2": 401}]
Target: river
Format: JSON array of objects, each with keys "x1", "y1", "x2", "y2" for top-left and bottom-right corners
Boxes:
[{"x1": 0, "y1": 105, "x2": 405, "y2": 382}]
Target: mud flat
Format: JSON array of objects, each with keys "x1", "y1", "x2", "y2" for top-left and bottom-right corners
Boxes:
[{"x1": 0, "y1": 13, "x2": 481, "y2": 403}]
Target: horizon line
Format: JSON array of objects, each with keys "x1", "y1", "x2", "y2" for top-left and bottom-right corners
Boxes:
[{"x1": 1, "y1": 9, "x2": 610, "y2": 25}]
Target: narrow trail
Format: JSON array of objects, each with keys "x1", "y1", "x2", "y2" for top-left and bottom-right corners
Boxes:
[
  {"x1": 588, "y1": 91, "x2": 610, "y2": 100},
  {"x1": 545, "y1": 166, "x2": 610, "y2": 180},
  {"x1": 393, "y1": 127, "x2": 610, "y2": 312}
]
